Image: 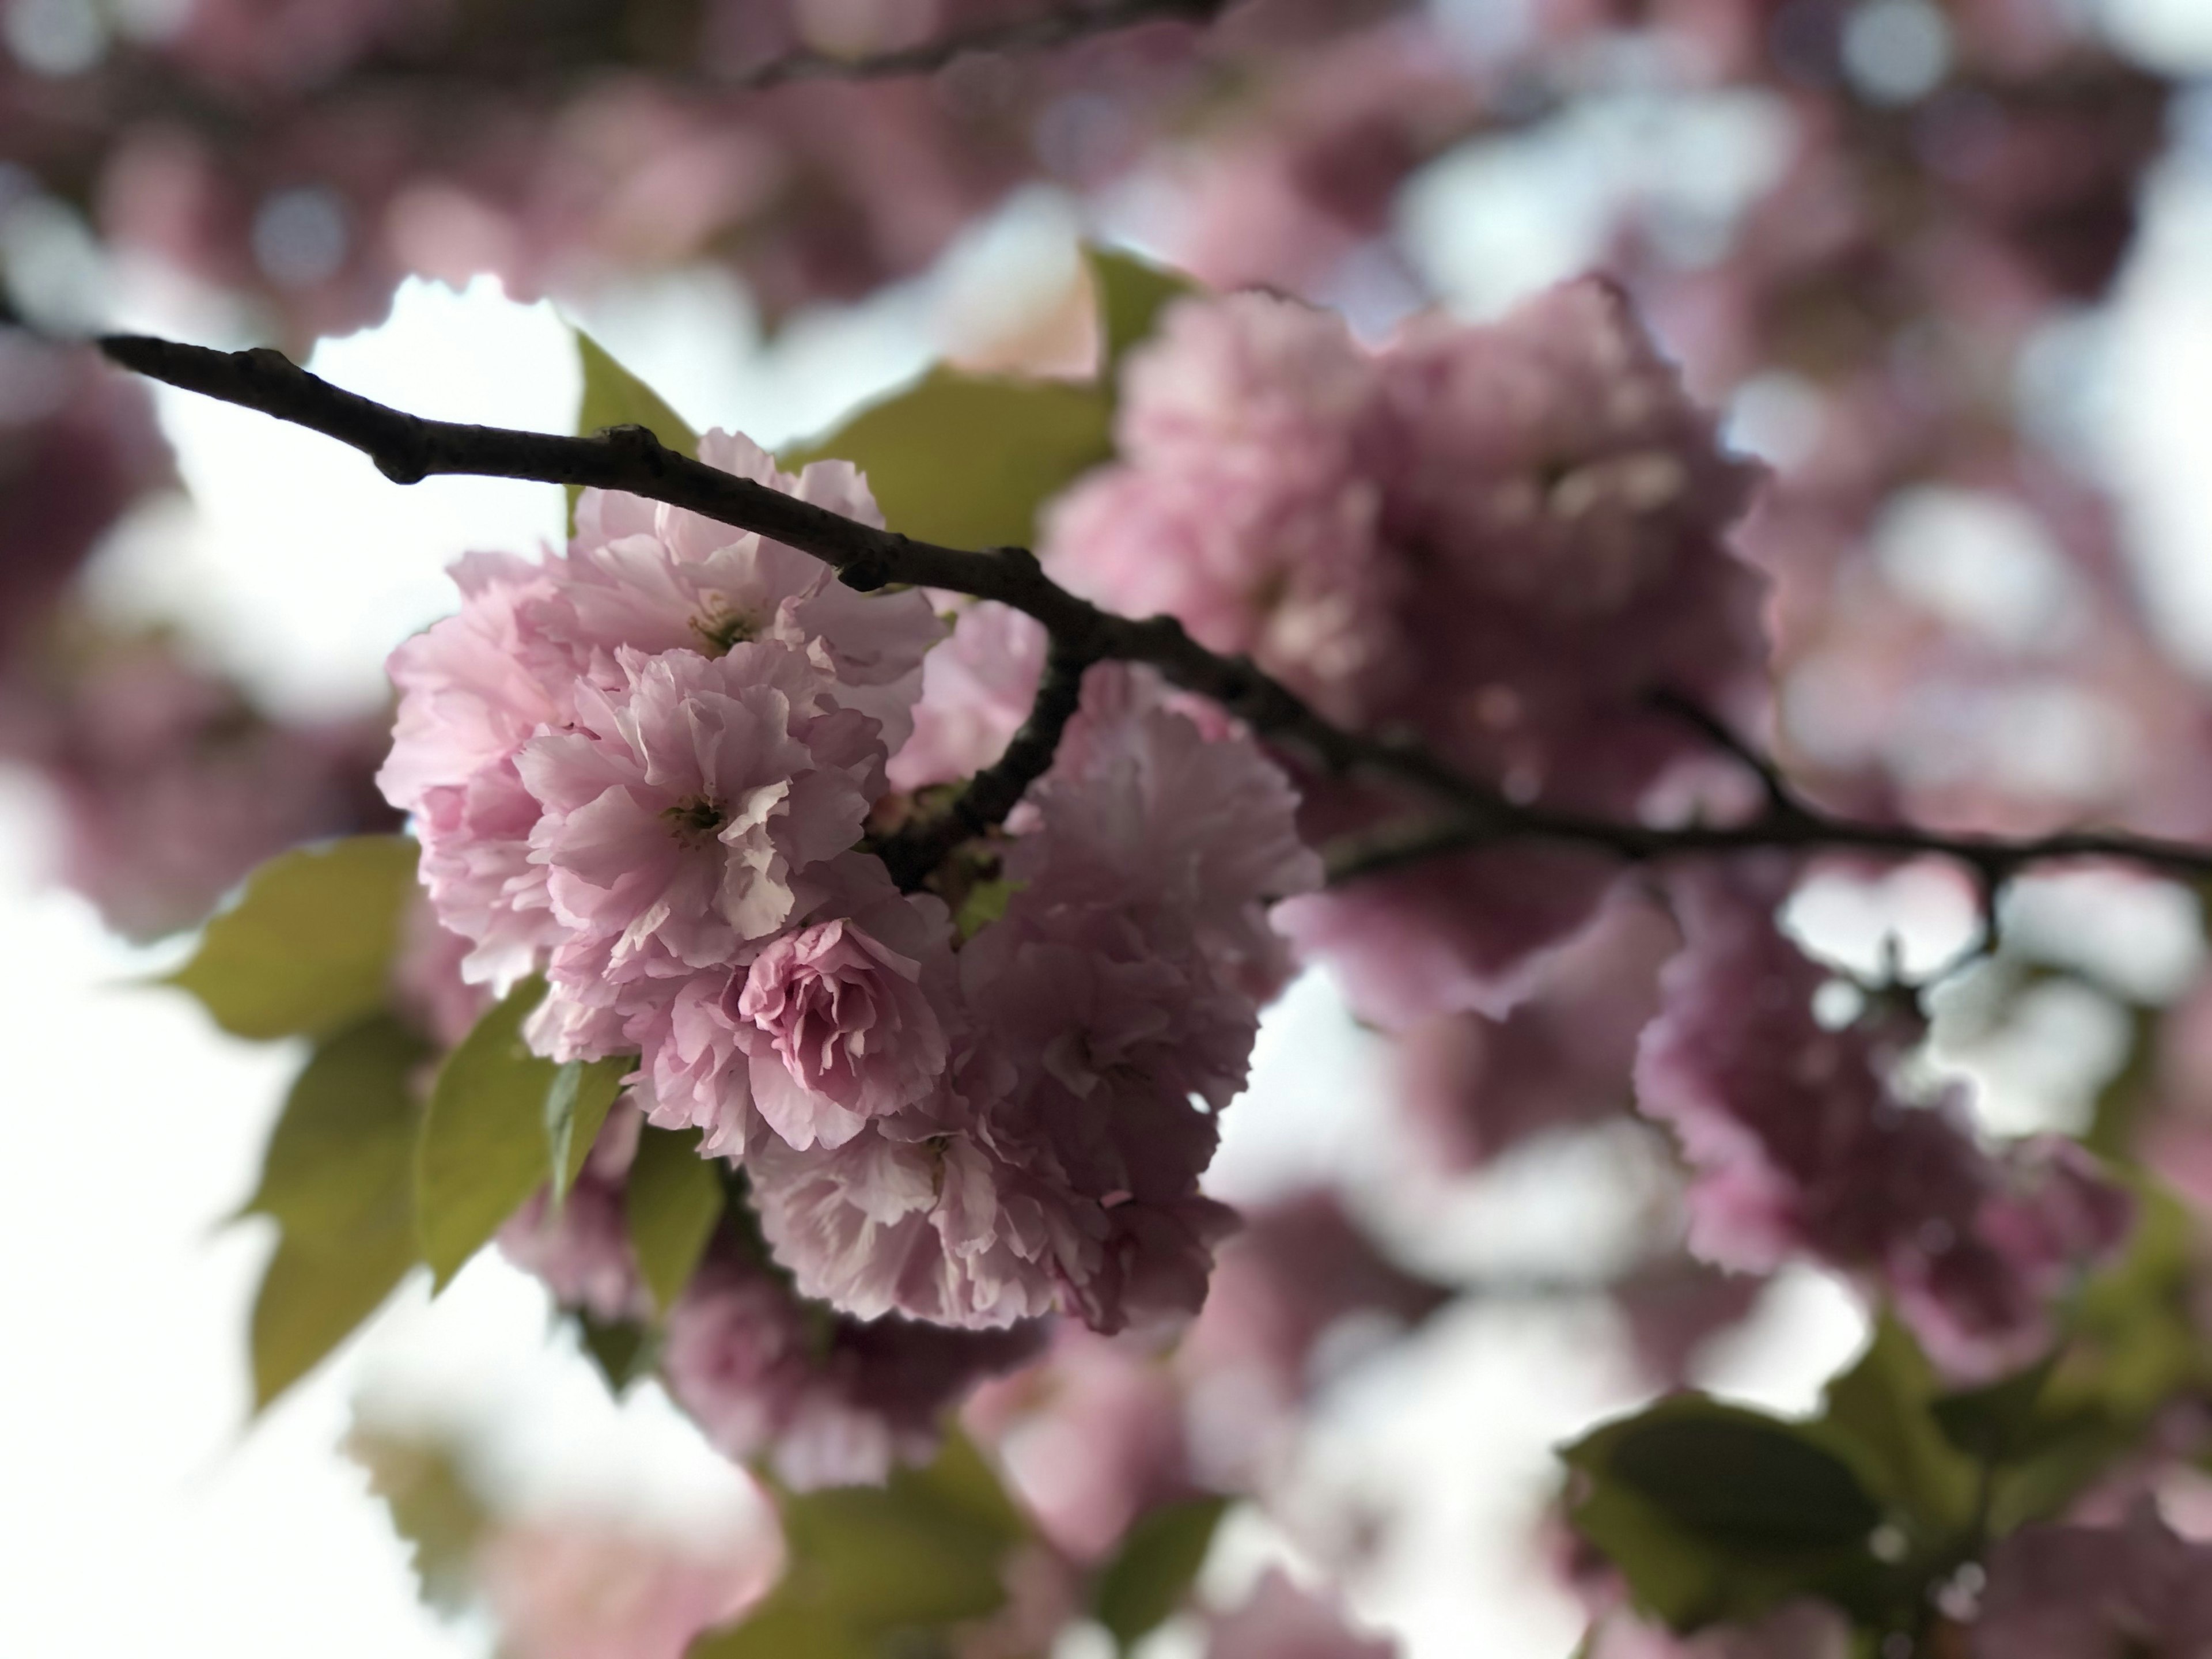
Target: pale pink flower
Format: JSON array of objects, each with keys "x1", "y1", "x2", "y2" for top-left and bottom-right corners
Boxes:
[
  {"x1": 660, "y1": 1250, "x2": 1045, "y2": 1490},
  {"x1": 750, "y1": 672, "x2": 1300, "y2": 1336},
  {"x1": 1206, "y1": 1570, "x2": 1396, "y2": 1659},
  {"x1": 964, "y1": 1327, "x2": 1197, "y2": 1563},
  {"x1": 1974, "y1": 1501, "x2": 2212, "y2": 1658},
  {"x1": 389, "y1": 896, "x2": 494, "y2": 1051},
  {"x1": 1010, "y1": 662, "x2": 1322, "y2": 998},
  {"x1": 517, "y1": 643, "x2": 884, "y2": 1054},
  {"x1": 1582, "y1": 1600, "x2": 1853, "y2": 1659},
  {"x1": 1636, "y1": 865, "x2": 2131, "y2": 1378},
  {"x1": 478, "y1": 1518, "x2": 774, "y2": 1659},
  {"x1": 886, "y1": 601, "x2": 1047, "y2": 793},
  {"x1": 1046, "y1": 293, "x2": 1403, "y2": 729},
  {"x1": 635, "y1": 851, "x2": 957, "y2": 1158},
  {"x1": 1179, "y1": 1190, "x2": 1449, "y2": 1413},
  {"x1": 497, "y1": 1105, "x2": 649, "y2": 1323},
  {"x1": 1391, "y1": 889, "x2": 1680, "y2": 1166},
  {"x1": 733, "y1": 912, "x2": 948, "y2": 1149},
  {"x1": 497, "y1": 1170, "x2": 649, "y2": 1325},
  {"x1": 380, "y1": 551, "x2": 571, "y2": 984},
  {"x1": 745, "y1": 1123, "x2": 1081, "y2": 1331}
]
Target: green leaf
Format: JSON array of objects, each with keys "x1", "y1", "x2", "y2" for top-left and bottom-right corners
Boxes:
[
  {"x1": 546, "y1": 1056, "x2": 629, "y2": 1203},
  {"x1": 688, "y1": 1601, "x2": 870, "y2": 1659},
  {"x1": 347, "y1": 1421, "x2": 493, "y2": 1617},
  {"x1": 167, "y1": 836, "x2": 421, "y2": 1040},
  {"x1": 689, "y1": 1432, "x2": 1025, "y2": 1658},
  {"x1": 625, "y1": 1125, "x2": 726, "y2": 1315},
  {"x1": 575, "y1": 1310, "x2": 655, "y2": 1396},
  {"x1": 243, "y1": 1014, "x2": 429, "y2": 1411},
  {"x1": 1093, "y1": 1495, "x2": 1230, "y2": 1651},
  {"x1": 572, "y1": 328, "x2": 699, "y2": 524},
  {"x1": 953, "y1": 876, "x2": 1022, "y2": 943},
  {"x1": 1086, "y1": 244, "x2": 1195, "y2": 376},
  {"x1": 416, "y1": 978, "x2": 562, "y2": 1288},
  {"x1": 1820, "y1": 1316, "x2": 1976, "y2": 1535},
  {"x1": 1930, "y1": 1355, "x2": 2058, "y2": 1462},
  {"x1": 783, "y1": 366, "x2": 1113, "y2": 550},
  {"x1": 1562, "y1": 1396, "x2": 1887, "y2": 1630}
]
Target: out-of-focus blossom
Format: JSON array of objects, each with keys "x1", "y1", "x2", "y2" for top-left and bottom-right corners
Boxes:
[
  {"x1": 1205, "y1": 1569, "x2": 1397, "y2": 1659},
  {"x1": 1058, "y1": 279, "x2": 1764, "y2": 1023},
  {"x1": 1582, "y1": 1599, "x2": 1853, "y2": 1659},
  {"x1": 497, "y1": 1105, "x2": 650, "y2": 1325},
  {"x1": 478, "y1": 1517, "x2": 775, "y2": 1659},
  {"x1": 1180, "y1": 1190, "x2": 1449, "y2": 1412},
  {"x1": 660, "y1": 1248, "x2": 1046, "y2": 1490},
  {"x1": 390, "y1": 896, "x2": 495, "y2": 1051},
  {"x1": 1392, "y1": 889, "x2": 1679, "y2": 1167},
  {"x1": 25, "y1": 637, "x2": 397, "y2": 938},
  {"x1": 1972, "y1": 1501, "x2": 2212, "y2": 1658},
  {"x1": 0, "y1": 343, "x2": 171, "y2": 671},
  {"x1": 1608, "y1": 1253, "x2": 1766, "y2": 1388},
  {"x1": 964, "y1": 1326, "x2": 1197, "y2": 1562},
  {"x1": 1635, "y1": 864, "x2": 2131, "y2": 1377}
]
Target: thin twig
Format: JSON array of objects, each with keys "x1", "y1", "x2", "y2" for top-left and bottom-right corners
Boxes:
[
  {"x1": 1646, "y1": 687, "x2": 1805, "y2": 821},
  {"x1": 97, "y1": 332, "x2": 2212, "y2": 897},
  {"x1": 877, "y1": 636, "x2": 1095, "y2": 889}
]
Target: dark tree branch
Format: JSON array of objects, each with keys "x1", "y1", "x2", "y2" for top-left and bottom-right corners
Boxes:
[
  {"x1": 727, "y1": 0, "x2": 1233, "y2": 91},
  {"x1": 1317, "y1": 802, "x2": 2212, "y2": 887},
  {"x1": 877, "y1": 636, "x2": 1095, "y2": 889},
  {"x1": 98, "y1": 331, "x2": 2212, "y2": 899},
  {"x1": 1646, "y1": 687, "x2": 1806, "y2": 822}
]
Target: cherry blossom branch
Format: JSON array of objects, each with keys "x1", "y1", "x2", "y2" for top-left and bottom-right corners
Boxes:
[
  {"x1": 877, "y1": 637, "x2": 1094, "y2": 888},
  {"x1": 96, "y1": 332, "x2": 2212, "y2": 900}
]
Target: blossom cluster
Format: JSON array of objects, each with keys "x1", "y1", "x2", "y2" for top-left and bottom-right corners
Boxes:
[
  {"x1": 385, "y1": 428, "x2": 1319, "y2": 1372},
  {"x1": 1049, "y1": 277, "x2": 1770, "y2": 1025},
  {"x1": 1636, "y1": 864, "x2": 2133, "y2": 1377}
]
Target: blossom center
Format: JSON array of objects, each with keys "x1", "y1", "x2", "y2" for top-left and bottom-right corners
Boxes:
[
  {"x1": 661, "y1": 794, "x2": 728, "y2": 841},
  {"x1": 690, "y1": 599, "x2": 760, "y2": 654}
]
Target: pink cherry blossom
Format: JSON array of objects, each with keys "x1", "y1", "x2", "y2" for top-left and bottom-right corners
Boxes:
[
  {"x1": 635, "y1": 851, "x2": 957, "y2": 1158},
  {"x1": 1051, "y1": 279, "x2": 1767, "y2": 1022},
  {"x1": 658, "y1": 1249, "x2": 1044, "y2": 1490},
  {"x1": 379, "y1": 429, "x2": 935, "y2": 995},
  {"x1": 886, "y1": 600, "x2": 1047, "y2": 793},
  {"x1": 733, "y1": 913, "x2": 948, "y2": 1147},
  {"x1": 1206, "y1": 1570, "x2": 1397, "y2": 1659},
  {"x1": 1179, "y1": 1190, "x2": 1449, "y2": 1413},
  {"x1": 1635, "y1": 864, "x2": 2131, "y2": 1377},
  {"x1": 497, "y1": 1105, "x2": 649, "y2": 1323},
  {"x1": 963, "y1": 1327, "x2": 1198, "y2": 1563},
  {"x1": 1390, "y1": 888, "x2": 1680, "y2": 1166},
  {"x1": 1047, "y1": 292, "x2": 1402, "y2": 730},
  {"x1": 551, "y1": 431, "x2": 941, "y2": 753},
  {"x1": 389, "y1": 896, "x2": 494, "y2": 1051},
  {"x1": 1583, "y1": 1600, "x2": 1853, "y2": 1659},
  {"x1": 747, "y1": 671, "x2": 1303, "y2": 1336},
  {"x1": 517, "y1": 643, "x2": 884, "y2": 1052},
  {"x1": 1973, "y1": 1501, "x2": 2212, "y2": 1658},
  {"x1": 478, "y1": 1518, "x2": 775, "y2": 1659},
  {"x1": 1010, "y1": 661, "x2": 1323, "y2": 998}
]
